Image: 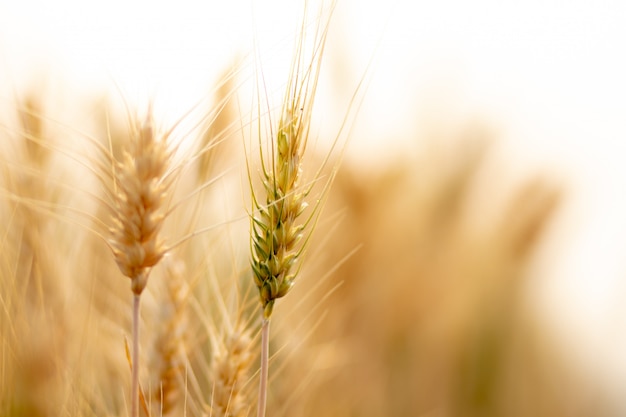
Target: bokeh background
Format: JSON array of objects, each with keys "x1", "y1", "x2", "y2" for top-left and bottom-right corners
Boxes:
[{"x1": 1, "y1": 0, "x2": 626, "y2": 416}]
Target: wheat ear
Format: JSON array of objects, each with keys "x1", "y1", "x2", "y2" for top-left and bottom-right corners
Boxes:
[
  {"x1": 210, "y1": 326, "x2": 254, "y2": 417},
  {"x1": 150, "y1": 259, "x2": 189, "y2": 416},
  {"x1": 106, "y1": 109, "x2": 173, "y2": 417},
  {"x1": 109, "y1": 112, "x2": 172, "y2": 294},
  {"x1": 249, "y1": 5, "x2": 332, "y2": 416}
]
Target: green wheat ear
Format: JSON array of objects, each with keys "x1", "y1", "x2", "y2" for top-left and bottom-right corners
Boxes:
[
  {"x1": 247, "y1": 3, "x2": 342, "y2": 415},
  {"x1": 247, "y1": 0, "x2": 339, "y2": 320},
  {"x1": 250, "y1": 104, "x2": 309, "y2": 319}
]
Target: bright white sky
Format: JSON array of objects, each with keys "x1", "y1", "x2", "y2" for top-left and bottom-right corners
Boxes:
[{"x1": 2, "y1": 0, "x2": 626, "y2": 406}]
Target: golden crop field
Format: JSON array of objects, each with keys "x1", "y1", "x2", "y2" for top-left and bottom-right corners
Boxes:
[{"x1": 1, "y1": 1, "x2": 625, "y2": 416}]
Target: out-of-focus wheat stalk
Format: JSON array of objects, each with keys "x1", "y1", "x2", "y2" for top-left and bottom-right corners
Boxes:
[{"x1": 0, "y1": 93, "x2": 75, "y2": 416}]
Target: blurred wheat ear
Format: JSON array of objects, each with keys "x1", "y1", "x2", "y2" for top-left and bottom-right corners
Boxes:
[
  {"x1": 0, "y1": 91, "x2": 69, "y2": 417},
  {"x1": 196, "y1": 63, "x2": 241, "y2": 185},
  {"x1": 148, "y1": 258, "x2": 190, "y2": 416},
  {"x1": 210, "y1": 325, "x2": 254, "y2": 417}
]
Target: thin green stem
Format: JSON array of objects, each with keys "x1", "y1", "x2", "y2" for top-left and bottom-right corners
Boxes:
[
  {"x1": 131, "y1": 293, "x2": 141, "y2": 417},
  {"x1": 257, "y1": 317, "x2": 271, "y2": 417}
]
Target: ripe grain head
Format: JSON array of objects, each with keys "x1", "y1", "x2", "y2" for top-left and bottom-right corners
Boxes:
[{"x1": 108, "y1": 109, "x2": 174, "y2": 295}]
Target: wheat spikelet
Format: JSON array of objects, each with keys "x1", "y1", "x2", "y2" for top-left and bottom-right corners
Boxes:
[
  {"x1": 210, "y1": 326, "x2": 254, "y2": 417},
  {"x1": 108, "y1": 109, "x2": 173, "y2": 295}
]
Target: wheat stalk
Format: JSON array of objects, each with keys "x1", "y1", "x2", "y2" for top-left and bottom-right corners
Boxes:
[
  {"x1": 103, "y1": 108, "x2": 175, "y2": 417},
  {"x1": 248, "y1": 3, "x2": 334, "y2": 416}
]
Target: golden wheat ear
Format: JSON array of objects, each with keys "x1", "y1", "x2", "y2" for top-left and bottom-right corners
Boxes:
[
  {"x1": 149, "y1": 257, "x2": 190, "y2": 417},
  {"x1": 107, "y1": 109, "x2": 174, "y2": 294},
  {"x1": 210, "y1": 325, "x2": 254, "y2": 417}
]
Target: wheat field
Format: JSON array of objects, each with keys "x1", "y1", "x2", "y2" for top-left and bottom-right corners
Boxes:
[{"x1": 1, "y1": 1, "x2": 625, "y2": 416}]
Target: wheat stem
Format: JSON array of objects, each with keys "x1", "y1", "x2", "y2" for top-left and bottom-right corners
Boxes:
[
  {"x1": 256, "y1": 317, "x2": 270, "y2": 417},
  {"x1": 101, "y1": 109, "x2": 173, "y2": 416},
  {"x1": 131, "y1": 292, "x2": 141, "y2": 417}
]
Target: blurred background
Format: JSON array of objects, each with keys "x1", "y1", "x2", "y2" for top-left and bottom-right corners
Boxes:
[{"x1": 1, "y1": 0, "x2": 626, "y2": 416}]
